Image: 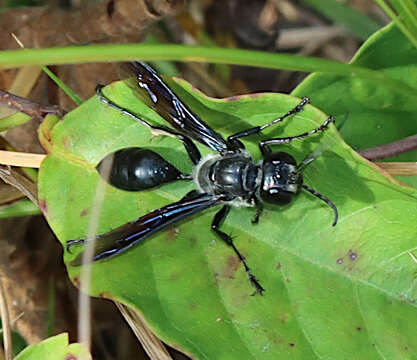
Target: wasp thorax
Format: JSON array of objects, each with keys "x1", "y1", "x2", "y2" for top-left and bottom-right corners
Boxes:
[{"x1": 195, "y1": 152, "x2": 259, "y2": 199}]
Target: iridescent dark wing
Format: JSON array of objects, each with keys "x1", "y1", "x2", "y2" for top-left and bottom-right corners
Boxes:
[
  {"x1": 67, "y1": 192, "x2": 222, "y2": 265},
  {"x1": 122, "y1": 61, "x2": 229, "y2": 153}
]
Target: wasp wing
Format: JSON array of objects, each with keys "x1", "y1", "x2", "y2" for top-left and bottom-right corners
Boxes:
[
  {"x1": 68, "y1": 192, "x2": 222, "y2": 266},
  {"x1": 122, "y1": 61, "x2": 229, "y2": 153}
]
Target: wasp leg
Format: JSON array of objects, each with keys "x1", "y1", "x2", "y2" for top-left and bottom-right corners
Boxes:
[
  {"x1": 227, "y1": 97, "x2": 310, "y2": 142},
  {"x1": 96, "y1": 85, "x2": 201, "y2": 165},
  {"x1": 259, "y1": 115, "x2": 335, "y2": 156},
  {"x1": 302, "y1": 184, "x2": 338, "y2": 226},
  {"x1": 66, "y1": 238, "x2": 84, "y2": 254},
  {"x1": 226, "y1": 138, "x2": 246, "y2": 153},
  {"x1": 211, "y1": 205, "x2": 265, "y2": 295},
  {"x1": 250, "y1": 196, "x2": 263, "y2": 225}
]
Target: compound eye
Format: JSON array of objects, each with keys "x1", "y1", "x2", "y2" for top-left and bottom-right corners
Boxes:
[
  {"x1": 264, "y1": 152, "x2": 297, "y2": 166},
  {"x1": 260, "y1": 188, "x2": 293, "y2": 205}
]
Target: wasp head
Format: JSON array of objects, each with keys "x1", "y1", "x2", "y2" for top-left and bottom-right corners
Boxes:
[{"x1": 260, "y1": 152, "x2": 303, "y2": 205}]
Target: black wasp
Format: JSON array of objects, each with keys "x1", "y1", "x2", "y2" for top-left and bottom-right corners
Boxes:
[{"x1": 67, "y1": 61, "x2": 338, "y2": 295}]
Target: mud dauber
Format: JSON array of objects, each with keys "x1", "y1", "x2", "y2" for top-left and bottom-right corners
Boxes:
[{"x1": 66, "y1": 61, "x2": 338, "y2": 295}]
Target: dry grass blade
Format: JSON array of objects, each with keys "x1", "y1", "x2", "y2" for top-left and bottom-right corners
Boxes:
[
  {"x1": 0, "y1": 165, "x2": 37, "y2": 203},
  {"x1": 115, "y1": 301, "x2": 172, "y2": 360},
  {"x1": 78, "y1": 178, "x2": 110, "y2": 351},
  {"x1": 375, "y1": 162, "x2": 417, "y2": 176},
  {"x1": 0, "y1": 276, "x2": 12, "y2": 360},
  {"x1": 0, "y1": 151, "x2": 45, "y2": 168},
  {"x1": 277, "y1": 26, "x2": 349, "y2": 48}
]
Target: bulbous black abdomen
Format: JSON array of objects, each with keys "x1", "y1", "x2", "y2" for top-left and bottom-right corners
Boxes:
[{"x1": 97, "y1": 147, "x2": 185, "y2": 191}]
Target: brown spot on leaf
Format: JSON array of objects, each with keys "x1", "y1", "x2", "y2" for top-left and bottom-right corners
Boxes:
[
  {"x1": 223, "y1": 255, "x2": 239, "y2": 279},
  {"x1": 80, "y1": 208, "x2": 88, "y2": 217},
  {"x1": 276, "y1": 262, "x2": 282, "y2": 270},
  {"x1": 38, "y1": 199, "x2": 47, "y2": 215},
  {"x1": 189, "y1": 236, "x2": 197, "y2": 247},
  {"x1": 289, "y1": 343, "x2": 295, "y2": 347},
  {"x1": 166, "y1": 227, "x2": 179, "y2": 242},
  {"x1": 216, "y1": 317, "x2": 222, "y2": 322},
  {"x1": 348, "y1": 250, "x2": 358, "y2": 262},
  {"x1": 272, "y1": 337, "x2": 284, "y2": 345},
  {"x1": 356, "y1": 326, "x2": 362, "y2": 331},
  {"x1": 65, "y1": 354, "x2": 77, "y2": 360},
  {"x1": 336, "y1": 258, "x2": 343, "y2": 264},
  {"x1": 98, "y1": 292, "x2": 112, "y2": 300},
  {"x1": 72, "y1": 276, "x2": 80, "y2": 288},
  {"x1": 224, "y1": 95, "x2": 240, "y2": 102},
  {"x1": 279, "y1": 313, "x2": 287, "y2": 324},
  {"x1": 170, "y1": 271, "x2": 182, "y2": 280},
  {"x1": 61, "y1": 136, "x2": 72, "y2": 150},
  {"x1": 213, "y1": 272, "x2": 219, "y2": 285}
]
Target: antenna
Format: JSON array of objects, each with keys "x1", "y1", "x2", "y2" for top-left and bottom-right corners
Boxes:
[{"x1": 302, "y1": 184, "x2": 338, "y2": 226}]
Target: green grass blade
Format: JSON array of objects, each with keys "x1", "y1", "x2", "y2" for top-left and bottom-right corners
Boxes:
[
  {"x1": 41, "y1": 66, "x2": 82, "y2": 105},
  {"x1": 403, "y1": 0, "x2": 417, "y2": 19},
  {"x1": 394, "y1": 0, "x2": 417, "y2": 38},
  {"x1": 299, "y1": 0, "x2": 381, "y2": 39},
  {"x1": 0, "y1": 112, "x2": 31, "y2": 131},
  {"x1": 0, "y1": 199, "x2": 40, "y2": 218},
  {"x1": 0, "y1": 44, "x2": 416, "y2": 102},
  {"x1": 375, "y1": 0, "x2": 417, "y2": 47}
]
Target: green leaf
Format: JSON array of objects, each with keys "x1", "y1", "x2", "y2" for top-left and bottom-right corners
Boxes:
[
  {"x1": 15, "y1": 333, "x2": 90, "y2": 360},
  {"x1": 292, "y1": 22, "x2": 417, "y2": 187},
  {"x1": 38, "y1": 76, "x2": 417, "y2": 359},
  {"x1": 0, "y1": 112, "x2": 31, "y2": 131}
]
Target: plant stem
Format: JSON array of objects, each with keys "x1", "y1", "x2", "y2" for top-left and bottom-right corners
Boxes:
[{"x1": 358, "y1": 134, "x2": 417, "y2": 160}]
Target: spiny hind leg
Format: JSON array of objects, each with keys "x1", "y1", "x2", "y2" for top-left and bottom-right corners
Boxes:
[{"x1": 211, "y1": 205, "x2": 265, "y2": 295}]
